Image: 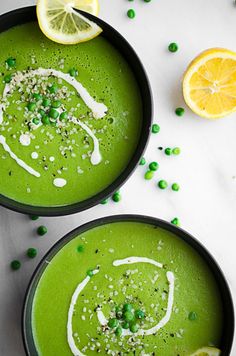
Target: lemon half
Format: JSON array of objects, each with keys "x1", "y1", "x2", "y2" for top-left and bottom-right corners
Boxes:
[
  {"x1": 183, "y1": 48, "x2": 236, "y2": 119},
  {"x1": 37, "y1": 0, "x2": 102, "y2": 44}
]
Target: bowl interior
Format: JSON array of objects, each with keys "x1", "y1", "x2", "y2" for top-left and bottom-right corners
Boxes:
[{"x1": 0, "y1": 6, "x2": 152, "y2": 216}]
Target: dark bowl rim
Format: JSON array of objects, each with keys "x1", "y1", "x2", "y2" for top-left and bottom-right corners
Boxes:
[
  {"x1": 22, "y1": 214, "x2": 235, "y2": 356},
  {"x1": 0, "y1": 5, "x2": 153, "y2": 216}
]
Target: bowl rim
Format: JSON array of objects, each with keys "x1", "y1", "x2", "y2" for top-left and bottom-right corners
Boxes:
[
  {"x1": 0, "y1": 6, "x2": 152, "y2": 216},
  {"x1": 22, "y1": 214, "x2": 235, "y2": 356}
]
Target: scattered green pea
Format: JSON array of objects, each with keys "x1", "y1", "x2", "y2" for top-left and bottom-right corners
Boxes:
[
  {"x1": 139, "y1": 157, "x2": 146, "y2": 166},
  {"x1": 51, "y1": 100, "x2": 61, "y2": 108},
  {"x1": 129, "y1": 323, "x2": 139, "y2": 333},
  {"x1": 27, "y1": 102, "x2": 37, "y2": 112},
  {"x1": 168, "y1": 42, "x2": 178, "y2": 53},
  {"x1": 112, "y1": 192, "x2": 121, "y2": 203},
  {"x1": 158, "y1": 180, "x2": 168, "y2": 189},
  {"x1": 127, "y1": 9, "x2": 135, "y2": 18},
  {"x1": 144, "y1": 0, "x2": 151, "y2": 2},
  {"x1": 50, "y1": 119, "x2": 57, "y2": 127},
  {"x1": 188, "y1": 311, "x2": 197, "y2": 321},
  {"x1": 121, "y1": 321, "x2": 129, "y2": 329},
  {"x1": 38, "y1": 109, "x2": 45, "y2": 117},
  {"x1": 115, "y1": 326, "x2": 122, "y2": 337},
  {"x1": 165, "y1": 147, "x2": 172, "y2": 156},
  {"x1": 77, "y1": 245, "x2": 84, "y2": 253},
  {"x1": 135, "y1": 309, "x2": 145, "y2": 319},
  {"x1": 42, "y1": 98, "x2": 51, "y2": 107},
  {"x1": 123, "y1": 303, "x2": 133, "y2": 312},
  {"x1": 4, "y1": 74, "x2": 12, "y2": 83},
  {"x1": 29, "y1": 215, "x2": 39, "y2": 220},
  {"x1": 172, "y1": 147, "x2": 181, "y2": 155},
  {"x1": 48, "y1": 84, "x2": 58, "y2": 94},
  {"x1": 59, "y1": 111, "x2": 68, "y2": 121},
  {"x1": 33, "y1": 93, "x2": 42, "y2": 101},
  {"x1": 145, "y1": 170, "x2": 154, "y2": 180},
  {"x1": 149, "y1": 161, "x2": 159, "y2": 171},
  {"x1": 49, "y1": 108, "x2": 59, "y2": 119},
  {"x1": 86, "y1": 269, "x2": 94, "y2": 277},
  {"x1": 172, "y1": 183, "x2": 180, "y2": 191},
  {"x1": 171, "y1": 217, "x2": 180, "y2": 226},
  {"x1": 108, "y1": 318, "x2": 119, "y2": 329},
  {"x1": 101, "y1": 198, "x2": 108, "y2": 205},
  {"x1": 151, "y1": 123, "x2": 160, "y2": 134},
  {"x1": 6, "y1": 57, "x2": 16, "y2": 67},
  {"x1": 69, "y1": 68, "x2": 78, "y2": 77},
  {"x1": 123, "y1": 311, "x2": 134, "y2": 322},
  {"x1": 32, "y1": 118, "x2": 40, "y2": 125},
  {"x1": 27, "y1": 248, "x2": 37, "y2": 258},
  {"x1": 37, "y1": 225, "x2": 47, "y2": 236},
  {"x1": 42, "y1": 115, "x2": 50, "y2": 125},
  {"x1": 175, "y1": 107, "x2": 185, "y2": 116},
  {"x1": 10, "y1": 260, "x2": 21, "y2": 270}
]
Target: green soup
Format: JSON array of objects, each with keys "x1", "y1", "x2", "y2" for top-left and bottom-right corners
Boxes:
[
  {"x1": 32, "y1": 222, "x2": 223, "y2": 355},
  {"x1": 0, "y1": 23, "x2": 142, "y2": 206}
]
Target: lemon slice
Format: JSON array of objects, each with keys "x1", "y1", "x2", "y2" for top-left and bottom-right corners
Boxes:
[
  {"x1": 37, "y1": 0, "x2": 102, "y2": 44},
  {"x1": 183, "y1": 48, "x2": 236, "y2": 119},
  {"x1": 190, "y1": 346, "x2": 221, "y2": 356}
]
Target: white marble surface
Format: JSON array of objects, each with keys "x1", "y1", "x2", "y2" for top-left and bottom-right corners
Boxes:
[{"x1": 0, "y1": 0, "x2": 236, "y2": 355}]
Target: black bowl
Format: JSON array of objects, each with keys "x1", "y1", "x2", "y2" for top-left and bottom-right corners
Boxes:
[
  {"x1": 0, "y1": 6, "x2": 152, "y2": 216},
  {"x1": 22, "y1": 215, "x2": 234, "y2": 355}
]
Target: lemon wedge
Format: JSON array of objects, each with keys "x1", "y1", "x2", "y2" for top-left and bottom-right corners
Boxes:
[
  {"x1": 183, "y1": 48, "x2": 236, "y2": 119},
  {"x1": 190, "y1": 346, "x2": 221, "y2": 356},
  {"x1": 37, "y1": 0, "x2": 102, "y2": 44}
]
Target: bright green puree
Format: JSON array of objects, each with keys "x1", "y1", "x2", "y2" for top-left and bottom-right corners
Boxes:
[
  {"x1": 32, "y1": 222, "x2": 223, "y2": 355},
  {"x1": 0, "y1": 23, "x2": 141, "y2": 206}
]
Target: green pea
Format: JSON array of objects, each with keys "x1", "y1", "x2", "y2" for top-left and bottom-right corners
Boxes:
[
  {"x1": 135, "y1": 309, "x2": 145, "y2": 319},
  {"x1": 108, "y1": 318, "x2": 119, "y2": 329},
  {"x1": 101, "y1": 198, "x2": 108, "y2": 205},
  {"x1": 48, "y1": 84, "x2": 58, "y2": 94},
  {"x1": 32, "y1": 118, "x2": 40, "y2": 125},
  {"x1": 42, "y1": 98, "x2": 51, "y2": 107},
  {"x1": 144, "y1": 0, "x2": 151, "y2": 2},
  {"x1": 121, "y1": 321, "x2": 129, "y2": 329},
  {"x1": 29, "y1": 215, "x2": 39, "y2": 220},
  {"x1": 50, "y1": 120, "x2": 57, "y2": 127},
  {"x1": 172, "y1": 183, "x2": 180, "y2": 191},
  {"x1": 33, "y1": 93, "x2": 42, "y2": 101},
  {"x1": 139, "y1": 157, "x2": 146, "y2": 166},
  {"x1": 49, "y1": 108, "x2": 59, "y2": 119},
  {"x1": 27, "y1": 248, "x2": 37, "y2": 258},
  {"x1": 10, "y1": 260, "x2": 21, "y2": 270},
  {"x1": 149, "y1": 161, "x2": 159, "y2": 171},
  {"x1": 77, "y1": 245, "x2": 84, "y2": 253},
  {"x1": 123, "y1": 311, "x2": 134, "y2": 322},
  {"x1": 158, "y1": 180, "x2": 168, "y2": 189},
  {"x1": 168, "y1": 42, "x2": 178, "y2": 53},
  {"x1": 27, "y1": 102, "x2": 36, "y2": 112},
  {"x1": 37, "y1": 225, "x2": 47, "y2": 236},
  {"x1": 171, "y1": 217, "x2": 180, "y2": 226},
  {"x1": 188, "y1": 311, "x2": 197, "y2": 321},
  {"x1": 145, "y1": 170, "x2": 154, "y2": 180},
  {"x1": 151, "y1": 123, "x2": 160, "y2": 134},
  {"x1": 86, "y1": 269, "x2": 94, "y2": 277},
  {"x1": 52, "y1": 100, "x2": 61, "y2": 108},
  {"x1": 6, "y1": 57, "x2": 16, "y2": 67},
  {"x1": 165, "y1": 148, "x2": 172, "y2": 156},
  {"x1": 112, "y1": 192, "x2": 121, "y2": 203},
  {"x1": 4, "y1": 74, "x2": 12, "y2": 83},
  {"x1": 127, "y1": 9, "x2": 135, "y2": 18},
  {"x1": 172, "y1": 147, "x2": 181, "y2": 155},
  {"x1": 175, "y1": 107, "x2": 185, "y2": 116},
  {"x1": 123, "y1": 303, "x2": 133, "y2": 312},
  {"x1": 115, "y1": 326, "x2": 122, "y2": 337},
  {"x1": 59, "y1": 111, "x2": 68, "y2": 121},
  {"x1": 38, "y1": 109, "x2": 45, "y2": 117},
  {"x1": 69, "y1": 68, "x2": 78, "y2": 77},
  {"x1": 42, "y1": 115, "x2": 50, "y2": 125},
  {"x1": 129, "y1": 323, "x2": 139, "y2": 333}
]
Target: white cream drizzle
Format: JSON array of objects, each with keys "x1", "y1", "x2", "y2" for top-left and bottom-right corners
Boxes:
[
  {"x1": 31, "y1": 152, "x2": 38, "y2": 159},
  {"x1": 97, "y1": 256, "x2": 175, "y2": 337},
  {"x1": 0, "y1": 68, "x2": 104, "y2": 177},
  {"x1": 53, "y1": 178, "x2": 67, "y2": 188},
  {"x1": 67, "y1": 269, "x2": 100, "y2": 356},
  {"x1": 0, "y1": 135, "x2": 40, "y2": 177}
]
